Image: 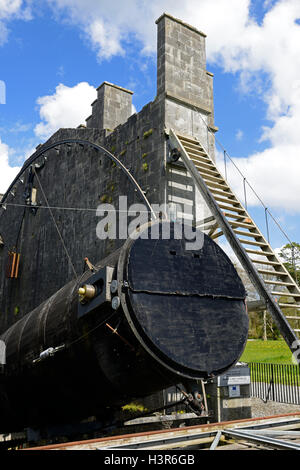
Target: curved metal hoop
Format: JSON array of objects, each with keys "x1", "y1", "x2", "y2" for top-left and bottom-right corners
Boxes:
[{"x1": 1, "y1": 139, "x2": 156, "y2": 219}]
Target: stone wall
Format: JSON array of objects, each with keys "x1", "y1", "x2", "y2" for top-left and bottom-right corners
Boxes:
[{"x1": 86, "y1": 82, "x2": 133, "y2": 130}]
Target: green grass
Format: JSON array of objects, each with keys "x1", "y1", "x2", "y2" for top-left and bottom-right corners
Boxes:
[
  {"x1": 240, "y1": 339, "x2": 294, "y2": 364},
  {"x1": 240, "y1": 340, "x2": 300, "y2": 385}
]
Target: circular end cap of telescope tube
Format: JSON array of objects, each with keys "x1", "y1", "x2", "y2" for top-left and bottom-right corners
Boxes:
[{"x1": 118, "y1": 221, "x2": 248, "y2": 380}]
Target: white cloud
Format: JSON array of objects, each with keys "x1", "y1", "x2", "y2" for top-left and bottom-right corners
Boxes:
[
  {"x1": 87, "y1": 18, "x2": 125, "y2": 60},
  {"x1": 0, "y1": 20, "x2": 8, "y2": 43},
  {"x1": 0, "y1": 138, "x2": 21, "y2": 194},
  {"x1": 46, "y1": 0, "x2": 155, "y2": 59},
  {"x1": 46, "y1": 0, "x2": 255, "y2": 60},
  {"x1": 0, "y1": 0, "x2": 22, "y2": 20},
  {"x1": 218, "y1": 144, "x2": 300, "y2": 213},
  {"x1": 34, "y1": 82, "x2": 97, "y2": 140},
  {"x1": 235, "y1": 129, "x2": 244, "y2": 141},
  {"x1": 0, "y1": 0, "x2": 32, "y2": 44},
  {"x1": 0, "y1": 121, "x2": 32, "y2": 133}
]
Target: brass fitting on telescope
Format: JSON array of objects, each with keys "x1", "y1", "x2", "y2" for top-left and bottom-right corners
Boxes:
[{"x1": 78, "y1": 284, "x2": 96, "y2": 303}]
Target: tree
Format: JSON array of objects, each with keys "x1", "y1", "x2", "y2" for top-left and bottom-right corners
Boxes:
[
  {"x1": 278, "y1": 242, "x2": 300, "y2": 334},
  {"x1": 279, "y1": 242, "x2": 300, "y2": 284}
]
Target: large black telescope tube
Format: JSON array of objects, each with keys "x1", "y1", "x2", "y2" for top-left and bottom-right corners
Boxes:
[{"x1": 0, "y1": 222, "x2": 248, "y2": 431}]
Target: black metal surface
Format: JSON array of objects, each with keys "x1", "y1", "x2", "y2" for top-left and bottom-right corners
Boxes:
[
  {"x1": 118, "y1": 222, "x2": 248, "y2": 379},
  {"x1": 0, "y1": 221, "x2": 248, "y2": 432}
]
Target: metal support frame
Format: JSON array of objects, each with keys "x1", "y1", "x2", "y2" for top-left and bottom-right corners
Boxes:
[
  {"x1": 222, "y1": 428, "x2": 300, "y2": 450},
  {"x1": 96, "y1": 424, "x2": 300, "y2": 450},
  {"x1": 0, "y1": 139, "x2": 156, "y2": 220},
  {"x1": 168, "y1": 129, "x2": 299, "y2": 355},
  {"x1": 96, "y1": 423, "x2": 300, "y2": 450},
  {"x1": 21, "y1": 414, "x2": 300, "y2": 450}
]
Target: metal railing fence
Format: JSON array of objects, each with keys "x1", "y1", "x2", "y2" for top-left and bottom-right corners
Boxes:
[{"x1": 248, "y1": 362, "x2": 300, "y2": 405}]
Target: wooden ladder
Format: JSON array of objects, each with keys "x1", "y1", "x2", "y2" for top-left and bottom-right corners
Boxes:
[{"x1": 168, "y1": 128, "x2": 300, "y2": 352}]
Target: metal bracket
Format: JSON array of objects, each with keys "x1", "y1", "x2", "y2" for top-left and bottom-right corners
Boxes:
[{"x1": 77, "y1": 266, "x2": 114, "y2": 319}]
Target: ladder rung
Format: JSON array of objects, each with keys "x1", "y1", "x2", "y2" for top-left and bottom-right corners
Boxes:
[
  {"x1": 212, "y1": 192, "x2": 238, "y2": 202},
  {"x1": 238, "y1": 238, "x2": 269, "y2": 247},
  {"x1": 272, "y1": 291, "x2": 300, "y2": 298},
  {"x1": 214, "y1": 195, "x2": 241, "y2": 206},
  {"x1": 218, "y1": 203, "x2": 246, "y2": 214},
  {"x1": 177, "y1": 134, "x2": 199, "y2": 145},
  {"x1": 264, "y1": 280, "x2": 295, "y2": 287},
  {"x1": 279, "y1": 303, "x2": 300, "y2": 309},
  {"x1": 189, "y1": 155, "x2": 214, "y2": 169},
  {"x1": 258, "y1": 268, "x2": 287, "y2": 276},
  {"x1": 223, "y1": 212, "x2": 252, "y2": 222},
  {"x1": 183, "y1": 143, "x2": 208, "y2": 156},
  {"x1": 245, "y1": 248, "x2": 274, "y2": 257},
  {"x1": 210, "y1": 188, "x2": 235, "y2": 197},
  {"x1": 286, "y1": 316, "x2": 300, "y2": 320},
  {"x1": 186, "y1": 151, "x2": 212, "y2": 164},
  {"x1": 233, "y1": 229, "x2": 262, "y2": 239},
  {"x1": 210, "y1": 188, "x2": 234, "y2": 199},
  {"x1": 202, "y1": 173, "x2": 226, "y2": 184},
  {"x1": 206, "y1": 180, "x2": 230, "y2": 191},
  {"x1": 251, "y1": 258, "x2": 281, "y2": 266},
  {"x1": 229, "y1": 220, "x2": 256, "y2": 230},
  {"x1": 193, "y1": 164, "x2": 220, "y2": 178},
  {"x1": 180, "y1": 137, "x2": 202, "y2": 147}
]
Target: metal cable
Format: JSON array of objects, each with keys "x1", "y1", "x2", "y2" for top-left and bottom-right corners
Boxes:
[
  {"x1": 243, "y1": 177, "x2": 247, "y2": 210},
  {"x1": 33, "y1": 167, "x2": 78, "y2": 280},
  {"x1": 265, "y1": 208, "x2": 270, "y2": 244},
  {"x1": 0, "y1": 201, "x2": 151, "y2": 214},
  {"x1": 223, "y1": 150, "x2": 227, "y2": 180},
  {"x1": 67, "y1": 310, "x2": 118, "y2": 349}
]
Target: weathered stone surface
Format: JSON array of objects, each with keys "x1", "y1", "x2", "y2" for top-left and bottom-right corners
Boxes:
[
  {"x1": 86, "y1": 82, "x2": 133, "y2": 131},
  {"x1": 156, "y1": 13, "x2": 216, "y2": 159}
]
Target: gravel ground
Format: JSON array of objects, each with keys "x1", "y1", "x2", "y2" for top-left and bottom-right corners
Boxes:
[{"x1": 250, "y1": 397, "x2": 300, "y2": 418}]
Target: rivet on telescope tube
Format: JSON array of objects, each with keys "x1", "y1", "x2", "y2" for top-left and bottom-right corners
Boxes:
[
  {"x1": 110, "y1": 280, "x2": 118, "y2": 294},
  {"x1": 111, "y1": 296, "x2": 120, "y2": 310}
]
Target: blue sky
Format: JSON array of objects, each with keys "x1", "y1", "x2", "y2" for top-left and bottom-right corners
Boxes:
[{"x1": 0, "y1": 0, "x2": 300, "y2": 251}]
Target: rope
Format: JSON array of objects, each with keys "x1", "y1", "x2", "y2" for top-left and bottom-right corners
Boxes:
[{"x1": 33, "y1": 167, "x2": 78, "y2": 280}]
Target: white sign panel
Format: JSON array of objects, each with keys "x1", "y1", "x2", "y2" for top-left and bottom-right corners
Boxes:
[
  {"x1": 217, "y1": 365, "x2": 251, "y2": 387},
  {"x1": 227, "y1": 376, "x2": 251, "y2": 385},
  {"x1": 229, "y1": 385, "x2": 240, "y2": 398}
]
